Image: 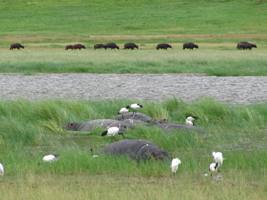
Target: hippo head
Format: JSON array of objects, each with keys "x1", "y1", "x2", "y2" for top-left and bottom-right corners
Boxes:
[
  {"x1": 65, "y1": 122, "x2": 81, "y2": 131},
  {"x1": 252, "y1": 44, "x2": 257, "y2": 48},
  {"x1": 141, "y1": 145, "x2": 170, "y2": 161},
  {"x1": 195, "y1": 44, "x2": 199, "y2": 48}
]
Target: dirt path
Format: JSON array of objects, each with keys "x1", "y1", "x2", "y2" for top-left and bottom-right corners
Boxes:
[{"x1": 1, "y1": 74, "x2": 267, "y2": 103}]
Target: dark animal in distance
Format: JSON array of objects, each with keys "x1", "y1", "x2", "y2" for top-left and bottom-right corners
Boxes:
[
  {"x1": 183, "y1": 42, "x2": 199, "y2": 50},
  {"x1": 65, "y1": 45, "x2": 74, "y2": 50},
  {"x1": 103, "y1": 139, "x2": 170, "y2": 161},
  {"x1": 94, "y1": 44, "x2": 105, "y2": 49},
  {"x1": 124, "y1": 43, "x2": 139, "y2": 50},
  {"x1": 104, "y1": 42, "x2": 119, "y2": 49},
  {"x1": 237, "y1": 42, "x2": 257, "y2": 50},
  {"x1": 10, "y1": 43, "x2": 24, "y2": 50},
  {"x1": 156, "y1": 43, "x2": 172, "y2": 50},
  {"x1": 65, "y1": 44, "x2": 86, "y2": 50},
  {"x1": 72, "y1": 44, "x2": 86, "y2": 50}
]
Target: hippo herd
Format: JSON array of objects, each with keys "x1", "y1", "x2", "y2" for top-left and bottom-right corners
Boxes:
[
  {"x1": 8, "y1": 41, "x2": 257, "y2": 50},
  {"x1": 65, "y1": 112, "x2": 202, "y2": 162}
]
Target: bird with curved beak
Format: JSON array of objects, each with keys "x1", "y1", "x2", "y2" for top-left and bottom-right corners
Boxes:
[{"x1": 126, "y1": 103, "x2": 143, "y2": 117}]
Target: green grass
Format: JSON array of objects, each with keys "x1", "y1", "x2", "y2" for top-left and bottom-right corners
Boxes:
[
  {"x1": 0, "y1": 0, "x2": 266, "y2": 36},
  {"x1": 0, "y1": 0, "x2": 266, "y2": 75},
  {"x1": 0, "y1": 48, "x2": 267, "y2": 75},
  {"x1": 0, "y1": 98, "x2": 267, "y2": 199}
]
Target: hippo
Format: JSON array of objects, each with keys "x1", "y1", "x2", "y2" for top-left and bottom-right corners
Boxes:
[
  {"x1": 94, "y1": 44, "x2": 105, "y2": 49},
  {"x1": 156, "y1": 43, "x2": 172, "y2": 50},
  {"x1": 116, "y1": 112, "x2": 153, "y2": 123},
  {"x1": 104, "y1": 42, "x2": 119, "y2": 49},
  {"x1": 183, "y1": 42, "x2": 199, "y2": 50},
  {"x1": 10, "y1": 43, "x2": 24, "y2": 50},
  {"x1": 73, "y1": 44, "x2": 86, "y2": 50},
  {"x1": 65, "y1": 119, "x2": 146, "y2": 133},
  {"x1": 103, "y1": 139, "x2": 170, "y2": 161},
  {"x1": 237, "y1": 42, "x2": 257, "y2": 50},
  {"x1": 124, "y1": 43, "x2": 139, "y2": 50}
]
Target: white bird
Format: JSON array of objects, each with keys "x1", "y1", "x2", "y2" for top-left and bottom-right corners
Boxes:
[
  {"x1": 0, "y1": 163, "x2": 4, "y2": 176},
  {"x1": 118, "y1": 107, "x2": 129, "y2": 114},
  {"x1": 212, "y1": 152, "x2": 223, "y2": 166},
  {"x1": 185, "y1": 116, "x2": 195, "y2": 126},
  {"x1": 118, "y1": 107, "x2": 129, "y2": 119},
  {"x1": 126, "y1": 103, "x2": 143, "y2": 113},
  {"x1": 101, "y1": 126, "x2": 120, "y2": 136},
  {"x1": 209, "y1": 162, "x2": 219, "y2": 173},
  {"x1": 42, "y1": 154, "x2": 59, "y2": 162},
  {"x1": 170, "y1": 158, "x2": 182, "y2": 174}
]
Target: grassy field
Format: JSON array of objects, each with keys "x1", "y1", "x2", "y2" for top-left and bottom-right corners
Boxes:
[
  {"x1": 0, "y1": 0, "x2": 266, "y2": 75},
  {"x1": 0, "y1": 98, "x2": 266, "y2": 199},
  {"x1": 0, "y1": 48, "x2": 267, "y2": 75},
  {"x1": 0, "y1": 0, "x2": 266, "y2": 36}
]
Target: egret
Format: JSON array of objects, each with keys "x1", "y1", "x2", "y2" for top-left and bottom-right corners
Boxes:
[
  {"x1": 42, "y1": 154, "x2": 59, "y2": 162},
  {"x1": 212, "y1": 152, "x2": 223, "y2": 166},
  {"x1": 170, "y1": 158, "x2": 182, "y2": 174},
  {"x1": 0, "y1": 163, "x2": 4, "y2": 176},
  {"x1": 101, "y1": 126, "x2": 121, "y2": 136}
]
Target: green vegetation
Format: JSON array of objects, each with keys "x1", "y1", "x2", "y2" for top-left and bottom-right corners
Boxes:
[
  {"x1": 0, "y1": 0, "x2": 266, "y2": 75},
  {"x1": 0, "y1": 48, "x2": 266, "y2": 75},
  {"x1": 0, "y1": 98, "x2": 266, "y2": 199},
  {"x1": 0, "y1": 0, "x2": 266, "y2": 36}
]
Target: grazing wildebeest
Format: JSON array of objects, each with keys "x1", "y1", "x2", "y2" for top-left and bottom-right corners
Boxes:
[
  {"x1": 73, "y1": 44, "x2": 86, "y2": 50},
  {"x1": 156, "y1": 43, "x2": 172, "y2": 50},
  {"x1": 104, "y1": 42, "x2": 119, "y2": 49},
  {"x1": 10, "y1": 43, "x2": 24, "y2": 50},
  {"x1": 94, "y1": 44, "x2": 105, "y2": 49},
  {"x1": 183, "y1": 42, "x2": 199, "y2": 50},
  {"x1": 65, "y1": 45, "x2": 74, "y2": 50},
  {"x1": 237, "y1": 42, "x2": 257, "y2": 50},
  {"x1": 124, "y1": 43, "x2": 139, "y2": 50}
]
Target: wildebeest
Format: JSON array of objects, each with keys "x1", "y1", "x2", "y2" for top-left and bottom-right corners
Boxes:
[
  {"x1": 103, "y1": 139, "x2": 170, "y2": 161},
  {"x1": 183, "y1": 42, "x2": 199, "y2": 50},
  {"x1": 237, "y1": 42, "x2": 257, "y2": 50},
  {"x1": 94, "y1": 44, "x2": 105, "y2": 49},
  {"x1": 156, "y1": 43, "x2": 172, "y2": 50},
  {"x1": 65, "y1": 44, "x2": 86, "y2": 50},
  {"x1": 104, "y1": 42, "x2": 119, "y2": 49},
  {"x1": 73, "y1": 44, "x2": 86, "y2": 50},
  {"x1": 124, "y1": 43, "x2": 139, "y2": 50},
  {"x1": 65, "y1": 45, "x2": 74, "y2": 50},
  {"x1": 10, "y1": 43, "x2": 24, "y2": 50}
]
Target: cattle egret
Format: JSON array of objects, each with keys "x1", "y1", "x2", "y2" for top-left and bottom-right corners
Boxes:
[
  {"x1": 101, "y1": 126, "x2": 120, "y2": 136},
  {"x1": 0, "y1": 163, "x2": 4, "y2": 176},
  {"x1": 185, "y1": 116, "x2": 195, "y2": 126},
  {"x1": 212, "y1": 152, "x2": 223, "y2": 166},
  {"x1": 171, "y1": 158, "x2": 182, "y2": 174},
  {"x1": 42, "y1": 154, "x2": 58, "y2": 162}
]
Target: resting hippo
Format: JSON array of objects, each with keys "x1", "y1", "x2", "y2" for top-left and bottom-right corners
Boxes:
[
  {"x1": 65, "y1": 119, "x2": 146, "y2": 132},
  {"x1": 103, "y1": 139, "x2": 170, "y2": 161},
  {"x1": 116, "y1": 112, "x2": 153, "y2": 123}
]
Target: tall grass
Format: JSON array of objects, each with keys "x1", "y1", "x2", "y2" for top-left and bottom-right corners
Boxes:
[
  {"x1": 0, "y1": 49, "x2": 266, "y2": 75},
  {"x1": 0, "y1": 98, "x2": 266, "y2": 198}
]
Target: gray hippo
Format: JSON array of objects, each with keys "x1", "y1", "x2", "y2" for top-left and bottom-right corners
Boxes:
[
  {"x1": 103, "y1": 139, "x2": 170, "y2": 161},
  {"x1": 65, "y1": 119, "x2": 146, "y2": 133}
]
